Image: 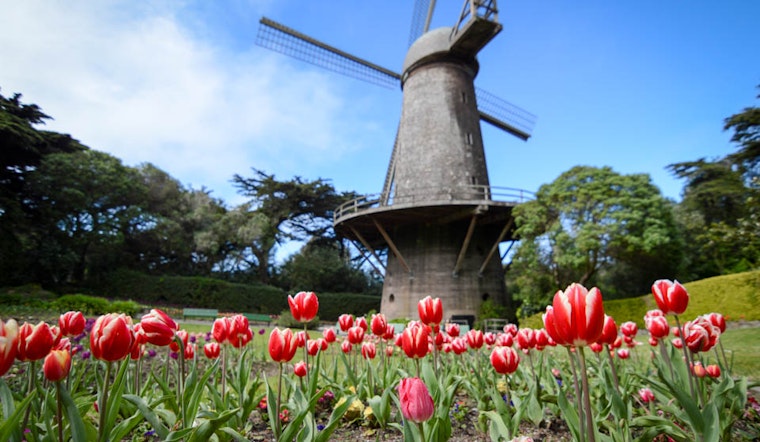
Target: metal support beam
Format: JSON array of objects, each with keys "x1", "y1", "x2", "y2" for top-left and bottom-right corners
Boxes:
[
  {"x1": 478, "y1": 217, "x2": 514, "y2": 276},
  {"x1": 348, "y1": 227, "x2": 387, "y2": 275},
  {"x1": 372, "y1": 219, "x2": 412, "y2": 275},
  {"x1": 452, "y1": 214, "x2": 478, "y2": 276}
]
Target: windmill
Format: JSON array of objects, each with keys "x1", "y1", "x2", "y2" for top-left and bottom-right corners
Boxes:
[{"x1": 256, "y1": 0, "x2": 536, "y2": 325}]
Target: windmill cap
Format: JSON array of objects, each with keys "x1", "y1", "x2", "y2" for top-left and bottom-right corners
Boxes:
[{"x1": 402, "y1": 27, "x2": 480, "y2": 80}]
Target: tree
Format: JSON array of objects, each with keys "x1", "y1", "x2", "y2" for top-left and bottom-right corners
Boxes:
[
  {"x1": 231, "y1": 169, "x2": 355, "y2": 283},
  {"x1": 24, "y1": 150, "x2": 148, "y2": 284},
  {"x1": 724, "y1": 84, "x2": 760, "y2": 187},
  {"x1": 510, "y1": 166, "x2": 682, "y2": 305}
]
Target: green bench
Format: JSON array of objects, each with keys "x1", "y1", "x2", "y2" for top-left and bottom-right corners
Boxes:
[
  {"x1": 182, "y1": 308, "x2": 218, "y2": 320},
  {"x1": 243, "y1": 313, "x2": 272, "y2": 325}
]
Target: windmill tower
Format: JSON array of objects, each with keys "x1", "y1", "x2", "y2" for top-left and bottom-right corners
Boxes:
[{"x1": 256, "y1": 0, "x2": 535, "y2": 325}]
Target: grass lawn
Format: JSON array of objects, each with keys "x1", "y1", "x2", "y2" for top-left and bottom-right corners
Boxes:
[{"x1": 719, "y1": 327, "x2": 760, "y2": 381}]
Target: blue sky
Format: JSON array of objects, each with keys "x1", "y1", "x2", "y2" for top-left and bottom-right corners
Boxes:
[{"x1": 1, "y1": 0, "x2": 758, "y2": 207}]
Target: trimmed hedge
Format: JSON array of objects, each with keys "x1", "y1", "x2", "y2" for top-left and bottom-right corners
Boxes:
[
  {"x1": 89, "y1": 270, "x2": 381, "y2": 320},
  {"x1": 91, "y1": 269, "x2": 288, "y2": 314}
]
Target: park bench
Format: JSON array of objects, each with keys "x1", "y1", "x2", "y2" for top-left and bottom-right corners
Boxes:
[
  {"x1": 182, "y1": 307, "x2": 218, "y2": 320},
  {"x1": 243, "y1": 313, "x2": 272, "y2": 325}
]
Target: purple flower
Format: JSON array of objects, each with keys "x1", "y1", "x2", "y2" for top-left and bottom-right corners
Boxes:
[
  {"x1": 258, "y1": 328, "x2": 266, "y2": 335},
  {"x1": 147, "y1": 349, "x2": 157, "y2": 358},
  {"x1": 170, "y1": 352, "x2": 178, "y2": 360},
  {"x1": 189, "y1": 334, "x2": 197, "y2": 343},
  {"x1": 81, "y1": 350, "x2": 91, "y2": 360}
]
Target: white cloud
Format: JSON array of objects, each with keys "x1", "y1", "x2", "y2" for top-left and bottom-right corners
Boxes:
[{"x1": 0, "y1": 0, "x2": 368, "y2": 204}]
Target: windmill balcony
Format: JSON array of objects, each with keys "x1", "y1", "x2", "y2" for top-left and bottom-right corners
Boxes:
[{"x1": 333, "y1": 184, "x2": 534, "y2": 225}]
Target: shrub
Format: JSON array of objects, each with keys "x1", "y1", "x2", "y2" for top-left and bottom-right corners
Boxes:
[
  {"x1": 314, "y1": 292, "x2": 381, "y2": 321},
  {"x1": 108, "y1": 300, "x2": 143, "y2": 316},
  {"x1": 52, "y1": 294, "x2": 112, "y2": 316},
  {"x1": 275, "y1": 309, "x2": 320, "y2": 330}
]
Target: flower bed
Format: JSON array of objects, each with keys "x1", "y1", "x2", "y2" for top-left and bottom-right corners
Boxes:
[{"x1": 1, "y1": 281, "x2": 759, "y2": 441}]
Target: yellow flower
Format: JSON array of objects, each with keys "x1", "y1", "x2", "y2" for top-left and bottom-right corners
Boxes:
[
  {"x1": 497, "y1": 380, "x2": 508, "y2": 394},
  {"x1": 345, "y1": 399, "x2": 365, "y2": 420},
  {"x1": 363, "y1": 405, "x2": 375, "y2": 421}
]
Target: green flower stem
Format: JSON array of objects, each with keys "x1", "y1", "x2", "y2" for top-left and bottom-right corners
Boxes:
[
  {"x1": 673, "y1": 315, "x2": 697, "y2": 401},
  {"x1": 416, "y1": 421, "x2": 425, "y2": 442},
  {"x1": 604, "y1": 344, "x2": 620, "y2": 393},
  {"x1": 566, "y1": 347, "x2": 585, "y2": 442},
  {"x1": 577, "y1": 347, "x2": 596, "y2": 442},
  {"x1": 177, "y1": 338, "x2": 186, "y2": 429},
  {"x1": 658, "y1": 339, "x2": 675, "y2": 381},
  {"x1": 221, "y1": 344, "x2": 227, "y2": 403},
  {"x1": 275, "y1": 362, "x2": 284, "y2": 438},
  {"x1": 303, "y1": 323, "x2": 310, "y2": 386},
  {"x1": 21, "y1": 360, "x2": 36, "y2": 434},
  {"x1": 97, "y1": 361, "x2": 112, "y2": 442},
  {"x1": 56, "y1": 382, "x2": 63, "y2": 442}
]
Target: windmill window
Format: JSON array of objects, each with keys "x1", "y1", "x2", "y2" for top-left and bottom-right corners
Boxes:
[
  {"x1": 465, "y1": 132, "x2": 473, "y2": 145},
  {"x1": 461, "y1": 91, "x2": 468, "y2": 103},
  {"x1": 389, "y1": 294, "x2": 395, "y2": 303}
]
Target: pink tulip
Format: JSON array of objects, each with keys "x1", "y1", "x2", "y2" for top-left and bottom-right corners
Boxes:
[{"x1": 398, "y1": 377, "x2": 434, "y2": 423}]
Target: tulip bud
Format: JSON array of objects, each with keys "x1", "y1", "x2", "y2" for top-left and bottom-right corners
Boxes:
[
  {"x1": 347, "y1": 326, "x2": 364, "y2": 345},
  {"x1": 59, "y1": 311, "x2": 86, "y2": 337},
  {"x1": 398, "y1": 378, "x2": 434, "y2": 423},
  {"x1": 338, "y1": 314, "x2": 353, "y2": 332},
  {"x1": 89, "y1": 314, "x2": 134, "y2": 362},
  {"x1": 705, "y1": 364, "x2": 721, "y2": 378},
  {"x1": 268, "y1": 328, "x2": 298, "y2": 363},
  {"x1": 651, "y1": 280, "x2": 689, "y2": 315},
  {"x1": 17, "y1": 321, "x2": 56, "y2": 361},
  {"x1": 638, "y1": 387, "x2": 655, "y2": 404},
  {"x1": 341, "y1": 340, "x2": 352, "y2": 354},
  {"x1": 0, "y1": 319, "x2": 19, "y2": 376},
  {"x1": 43, "y1": 349, "x2": 71, "y2": 382},
  {"x1": 361, "y1": 342, "x2": 376, "y2": 359},
  {"x1": 466, "y1": 329, "x2": 484, "y2": 349},
  {"x1": 322, "y1": 328, "x2": 337, "y2": 343},
  {"x1": 370, "y1": 314, "x2": 388, "y2": 337},
  {"x1": 288, "y1": 291, "x2": 319, "y2": 323},
  {"x1": 204, "y1": 342, "x2": 221, "y2": 359},
  {"x1": 294, "y1": 360, "x2": 307, "y2": 377},
  {"x1": 140, "y1": 309, "x2": 178, "y2": 347},
  {"x1": 445, "y1": 323, "x2": 460, "y2": 337},
  {"x1": 490, "y1": 346, "x2": 519, "y2": 375},
  {"x1": 417, "y1": 296, "x2": 443, "y2": 327}
]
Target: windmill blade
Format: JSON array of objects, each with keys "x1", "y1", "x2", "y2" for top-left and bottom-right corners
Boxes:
[
  {"x1": 476, "y1": 87, "x2": 536, "y2": 140},
  {"x1": 408, "y1": 0, "x2": 434, "y2": 46},
  {"x1": 256, "y1": 17, "x2": 400, "y2": 90}
]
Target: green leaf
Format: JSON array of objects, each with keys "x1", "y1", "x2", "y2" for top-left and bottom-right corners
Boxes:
[
  {"x1": 59, "y1": 384, "x2": 87, "y2": 442},
  {"x1": 0, "y1": 383, "x2": 34, "y2": 442},
  {"x1": 122, "y1": 394, "x2": 170, "y2": 440}
]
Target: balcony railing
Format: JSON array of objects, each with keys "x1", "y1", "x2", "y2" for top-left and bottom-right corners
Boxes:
[{"x1": 334, "y1": 184, "x2": 534, "y2": 223}]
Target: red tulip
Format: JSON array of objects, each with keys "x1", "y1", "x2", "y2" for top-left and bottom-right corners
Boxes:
[
  {"x1": 170, "y1": 330, "x2": 189, "y2": 352},
  {"x1": 370, "y1": 314, "x2": 388, "y2": 337},
  {"x1": 691, "y1": 362, "x2": 707, "y2": 378},
  {"x1": 543, "y1": 283, "x2": 605, "y2": 347},
  {"x1": 268, "y1": 328, "x2": 298, "y2": 363},
  {"x1": 418, "y1": 296, "x2": 443, "y2": 327},
  {"x1": 307, "y1": 339, "x2": 320, "y2": 356},
  {"x1": 184, "y1": 343, "x2": 195, "y2": 360},
  {"x1": 58, "y1": 311, "x2": 86, "y2": 337},
  {"x1": 294, "y1": 360, "x2": 307, "y2": 377},
  {"x1": 645, "y1": 312, "x2": 670, "y2": 340},
  {"x1": 445, "y1": 323, "x2": 460, "y2": 337},
  {"x1": 589, "y1": 342, "x2": 603, "y2": 353},
  {"x1": 338, "y1": 314, "x2": 353, "y2": 332},
  {"x1": 140, "y1": 309, "x2": 178, "y2": 347},
  {"x1": 0, "y1": 319, "x2": 19, "y2": 376},
  {"x1": 490, "y1": 346, "x2": 520, "y2": 375},
  {"x1": 451, "y1": 337, "x2": 467, "y2": 355},
  {"x1": 466, "y1": 329, "x2": 484, "y2": 349},
  {"x1": 516, "y1": 328, "x2": 536, "y2": 350},
  {"x1": 705, "y1": 364, "x2": 721, "y2": 378},
  {"x1": 616, "y1": 348, "x2": 630, "y2": 359},
  {"x1": 361, "y1": 342, "x2": 376, "y2": 359},
  {"x1": 503, "y1": 323, "x2": 518, "y2": 336},
  {"x1": 204, "y1": 342, "x2": 221, "y2": 359},
  {"x1": 355, "y1": 316, "x2": 368, "y2": 331},
  {"x1": 672, "y1": 338, "x2": 683, "y2": 349},
  {"x1": 296, "y1": 330, "x2": 309, "y2": 348},
  {"x1": 704, "y1": 312, "x2": 726, "y2": 334},
  {"x1": 638, "y1": 388, "x2": 655, "y2": 404},
  {"x1": 288, "y1": 291, "x2": 319, "y2": 323},
  {"x1": 651, "y1": 280, "x2": 689, "y2": 315},
  {"x1": 322, "y1": 328, "x2": 337, "y2": 343},
  {"x1": 398, "y1": 377, "x2": 434, "y2": 423},
  {"x1": 597, "y1": 315, "x2": 618, "y2": 345},
  {"x1": 497, "y1": 333, "x2": 513, "y2": 347},
  {"x1": 484, "y1": 332, "x2": 497, "y2": 346},
  {"x1": 535, "y1": 329, "x2": 550, "y2": 350},
  {"x1": 17, "y1": 321, "x2": 56, "y2": 362},
  {"x1": 228, "y1": 315, "x2": 252, "y2": 348},
  {"x1": 43, "y1": 349, "x2": 71, "y2": 382},
  {"x1": 212, "y1": 317, "x2": 231, "y2": 344},
  {"x1": 383, "y1": 324, "x2": 396, "y2": 341},
  {"x1": 620, "y1": 321, "x2": 638, "y2": 338},
  {"x1": 341, "y1": 340, "x2": 352, "y2": 354},
  {"x1": 401, "y1": 323, "x2": 430, "y2": 359},
  {"x1": 90, "y1": 314, "x2": 134, "y2": 362},
  {"x1": 347, "y1": 326, "x2": 365, "y2": 345}
]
